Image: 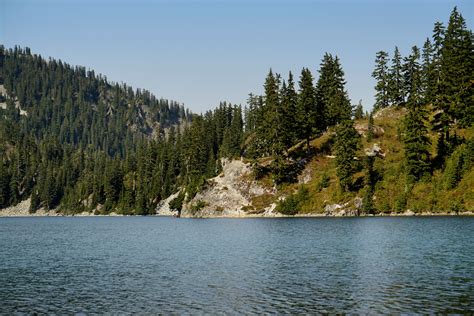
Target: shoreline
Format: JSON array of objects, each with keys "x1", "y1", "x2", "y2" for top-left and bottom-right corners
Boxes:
[
  {"x1": 1, "y1": 212, "x2": 473, "y2": 218},
  {"x1": 1, "y1": 198, "x2": 472, "y2": 218}
]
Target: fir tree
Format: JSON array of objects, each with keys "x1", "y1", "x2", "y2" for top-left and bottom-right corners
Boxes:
[
  {"x1": 279, "y1": 72, "x2": 298, "y2": 150},
  {"x1": 316, "y1": 54, "x2": 352, "y2": 127},
  {"x1": 403, "y1": 47, "x2": 431, "y2": 182},
  {"x1": 297, "y1": 68, "x2": 317, "y2": 154},
  {"x1": 361, "y1": 155, "x2": 376, "y2": 214},
  {"x1": 367, "y1": 112, "x2": 374, "y2": 142},
  {"x1": 421, "y1": 38, "x2": 434, "y2": 102},
  {"x1": 354, "y1": 100, "x2": 364, "y2": 120},
  {"x1": 372, "y1": 51, "x2": 390, "y2": 109},
  {"x1": 436, "y1": 7, "x2": 473, "y2": 128},
  {"x1": 334, "y1": 119, "x2": 360, "y2": 191},
  {"x1": 388, "y1": 46, "x2": 405, "y2": 106},
  {"x1": 0, "y1": 161, "x2": 10, "y2": 208}
]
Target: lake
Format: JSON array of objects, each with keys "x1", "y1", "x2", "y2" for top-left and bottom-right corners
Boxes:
[{"x1": 0, "y1": 216, "x2": 473, "y2": 313}]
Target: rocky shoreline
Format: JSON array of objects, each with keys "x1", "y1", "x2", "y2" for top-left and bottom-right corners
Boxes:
[{"x1": 1, "y1": 198, "x2": 471, "y2": 218}]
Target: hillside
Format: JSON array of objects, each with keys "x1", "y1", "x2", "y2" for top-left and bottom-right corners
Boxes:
[
  {"x1": 160, "y1": 107, "x2": 473, "y2": 217},
  {"x1": 0, "y1": 6, "x2": 472, "y2": 217},
  {"x1": 0, "y1": 46, "x2": 190, "y2": 154}
]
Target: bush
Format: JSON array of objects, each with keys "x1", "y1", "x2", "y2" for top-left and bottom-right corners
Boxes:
[
  {"x1": 316, "y1": 173, "x2": 330, "y2": 192},
  {"x1": 444, "y1": 142, "x2": 473, "y2": 189},
  {"x1": 190, "y1": 200, "x2": 208, "y2": 213},
  {"x1": 169, "y1": 191, "x2": 185, "y2": 211},
  {"x1": 276, "y1": 187, "x2": 309, "y2": 215},
  {"x1": 252, "y1": 163, "x2": 270, "y2": 180}
]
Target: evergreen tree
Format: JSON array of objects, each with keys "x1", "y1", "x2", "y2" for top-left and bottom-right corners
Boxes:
[
  {"x1": 258, "y1": 69, "x2": 282, "y2": 157},
  {"x1": 430, "y1": 21, "x2": 445, "y2": 93},
  {"x1": 367, "y1": 112, "x2": 374, "y2": 142},
  {"x1": 403, "y1": 47, "x2": 431, "y2": 182},
  {"x1": 0, "y1": 161, "x2": 10, "y2": 208},
  {"x1": 297, "y1": 68, "x2": 317, "y2": 154},
  {"x1": 316, "y1": 54, "x2": 352, "y2": 127},
  {"x1": 421, "y1": 38, "x2": 434, "y2": 102},
  {"x1": 354, "y1": 100, "x2": 364, "y2": 120},
  {"x1": 372, "y1": 51, "x2": 390, "y2": 109},
  {"x1": 279, "y1": 72, "x2": 298, "y2": 150},
  {"x1": 388, "y1": 46, "x2": 405, "y2": 106},
  {"x1": 436, "y1": 7, "x2": 473, "y2": 128},
  {"x1": 361, "y1": 155, "x2": 376, "y2": 214},
  {"x1": 334, "y1": 119, "x2": 360, "y2": 191}
]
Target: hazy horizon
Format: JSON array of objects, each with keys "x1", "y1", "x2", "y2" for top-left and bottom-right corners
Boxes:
[{"x1": 1, "y1": 0, "x2": 472, "y2": 113}]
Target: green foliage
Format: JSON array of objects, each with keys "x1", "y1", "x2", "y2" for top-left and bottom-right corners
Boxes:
[
  {"x1": 169, "y1": 191, "x2": 185, "y2": 212},
  {"x1": 334, "y1": 120, "x2": 361, "y2": 191},
  {"x1": 361, "y1": 156, "x2": 377, "y2": 214},
  {"x1": 190, "y1": 200, "x2": 208, "y2": 212},
  {"x1": 444, "y1": 142, "x2": 473, "y2": 189},
  {"x1": 297, "y1": 68, "x2": 317, "y2": 153},
  {"x1": 276, "y1": 187, "x2": 309, "y2": 215},
  {"x1": 354, "y1": 101, "x2": 364, "y2": 120},
  {"x1": 367, "y1": 112, "x2": 374, "y2": 142},
  {"x1": 0, "y1": 6, "x2": 471, "y2": 216},
  {"x1": 316, "y1": 53, "x2": 352, "y2": 127},
  {"x1": 372, "y1": 50, "x2": 390, "y2": 110},
  {"x1": 388, "y1": 46, "x2": 405, "y2": 106},
  {"x1": 402, "y1": 46, "x2": 432, "y2": 183},
  {"x1": 316, "y1": 172, "x2": 330, "y2": 192}
]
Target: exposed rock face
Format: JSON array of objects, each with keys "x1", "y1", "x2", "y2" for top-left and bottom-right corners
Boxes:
[
  {"x1": 355, "y1": 122, "x2": 384, "y2": 138},
  {"x1": 0, "y1": 198, "x2": 57, "y2": 217},
  {"x1": 365, "y1": 143, "x2": 385, "y2": 158},
  {"x1": 180, "y1": 159, "x2": 274, "y2": 217},
  {"x1": 324, "y1": 197, "x2": 362, "y2": 217},
  {"x1": 155, "y1": 191, "x2": 181, "y2": 216}
]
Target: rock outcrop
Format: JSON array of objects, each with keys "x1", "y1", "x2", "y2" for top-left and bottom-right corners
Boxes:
[
  {"x1": 365, "y1": 143, "x2": 385, "y2": 157},
  {"x1": 0, "y1": 198, "x2": 57, "y2": 217},
  {"x1": 177, "y1": 159, "x2": 274, "y2": 217}
]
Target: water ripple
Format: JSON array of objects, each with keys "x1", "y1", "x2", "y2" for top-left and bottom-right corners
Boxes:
[{"x1": 0, "y1": 216, "x2": 473, "y2": 313}]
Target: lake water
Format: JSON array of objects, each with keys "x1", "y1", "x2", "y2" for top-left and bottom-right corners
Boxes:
[{"x1": 0, "y1": 216, "x2": 473, "y2": 313}]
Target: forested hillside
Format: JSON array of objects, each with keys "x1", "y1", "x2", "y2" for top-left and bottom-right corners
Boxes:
[{"x1": 0, "y1": 6, "x2": 472, "y2": 216}]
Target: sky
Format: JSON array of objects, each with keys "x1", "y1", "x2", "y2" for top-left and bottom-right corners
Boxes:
[{"x1": 1, "y1": 0, "x2": 472, "y2": 113}]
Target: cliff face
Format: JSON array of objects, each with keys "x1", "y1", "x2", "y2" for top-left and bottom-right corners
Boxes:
[
  {"x1": 185, "y1": 159, "x2": 281, "y2": 217},
  {"x1": 156, "y1": 159, "x2": 278, "y2": 217}
]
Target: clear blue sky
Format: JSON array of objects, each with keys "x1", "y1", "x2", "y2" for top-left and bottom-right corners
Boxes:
[{"x1": 1, "y1": 0, "x2": 472, "y2": 113}]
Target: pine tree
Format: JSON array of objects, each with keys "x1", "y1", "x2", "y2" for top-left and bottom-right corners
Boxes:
[
  {"x1": 362, "y1": 155, "x2": 376, "y2": 214},
  {"x1": 258, "y1": 69, "x2": 282, "y2": 157},
  {"x1": 421, "y1": 38, "x2": 434, "y2": 102},
  {"x1": 403, "y1": 46, "x2": 423, "y2": 104},
  {"x1": 372, "y1": 51, "x2": 390, "y2": 109},
  {"x1": 334, "y1": 119, "x2": 360, "y2": 191},
  {"x1": 316, "y1": 54, "x2": 352, "y2": 127},
  {"x1": 367, "y1": 112, "x2": 374, "y2": 142},
  {"x1": 297, "y1": 68, "x2": 317, "y2": 154},
  {"x1": 354, "y1": 100, "x2": 364, "y2": 120},
  {"x1": 388, "y1": 46, "x2": 405, "y2": 106},
  {"x1": 430, "y1": 21, "x2": 445, "y2": 92},
  {"x1": 29, "y1": 188, "x2": 40, "y2": 213},
  {"x1": 403, "y1": 47, "x2": 431, "y2": 182},
  {"x1": 436, "y1": 7, "x2": 473, "y2": 128},
  {"x1": 9, "y1": 158, "x2": 20, "y2": 205},
  {"x1": 279, "y1": 72, "x2": 298, "y2": 150},
  {"x1": 0, "y1": 161, "x2": 10, "y2": 208}
]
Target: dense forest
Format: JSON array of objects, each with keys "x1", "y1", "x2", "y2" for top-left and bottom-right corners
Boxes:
[{"x1": 0, "y1": 7, "x2": 472, "y2": 215}]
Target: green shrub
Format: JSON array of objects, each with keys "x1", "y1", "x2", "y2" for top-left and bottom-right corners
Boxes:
[
  {"x1": 169, "y1": 191, "x2": 185, "y2": 211},
  {"x1": 316, "y1": 173, "x2": 330, "y2": 191},
  {"x1": 190, "y1": 200, "x2": 208, "y2": 212},
  {"x1": 444, "y1": 143, "x2": 472, "y2": 189},
  {"x1": 276, "y1": 187, "x2": 309, "y2": 215}
]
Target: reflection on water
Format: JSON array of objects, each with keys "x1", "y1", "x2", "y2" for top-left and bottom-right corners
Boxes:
[{"x1": 0, "y1": 217, "x2": 473, "y2": 313}]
